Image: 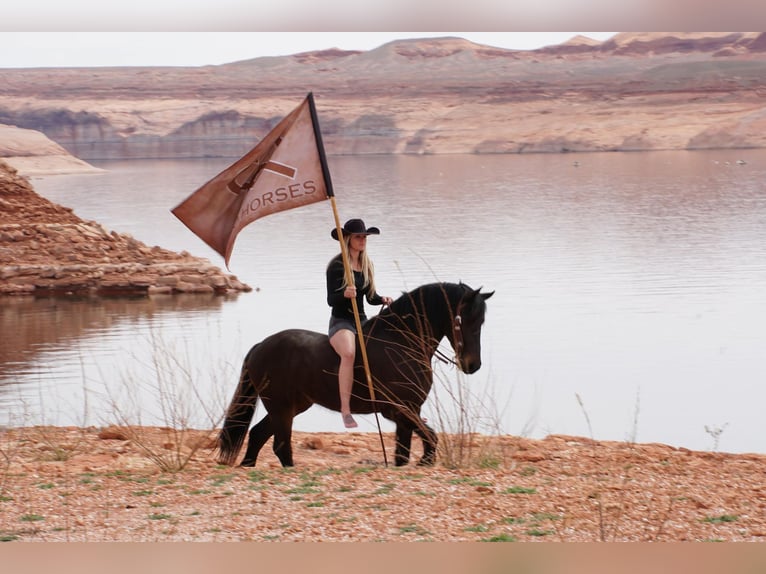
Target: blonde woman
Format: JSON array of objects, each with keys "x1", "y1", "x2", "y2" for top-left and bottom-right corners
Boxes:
[{"x1": 326, "y1": 218, "x2": 393, "y2": 428}]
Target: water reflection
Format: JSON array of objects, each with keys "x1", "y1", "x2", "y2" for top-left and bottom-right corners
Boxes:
[
  {"x1": 0, "y1": 293, "x2": 238, "y2": 403},
  {"x1": 6, "y1": 151, "x2": 766, "y2": 452}
]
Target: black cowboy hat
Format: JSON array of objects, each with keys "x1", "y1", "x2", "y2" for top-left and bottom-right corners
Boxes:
[{"x1": 331, "y1": 218, "x2": 380, "y2": 240}]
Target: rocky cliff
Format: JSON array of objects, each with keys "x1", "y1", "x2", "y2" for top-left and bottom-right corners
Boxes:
[
  {"x1": 0, "y1": 160, "x2": 250, "y2": 296},
  {"x1": 2, "y1": 32, "x2": 766, "y2": 166}
]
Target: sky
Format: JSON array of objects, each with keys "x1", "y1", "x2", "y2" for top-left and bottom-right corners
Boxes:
[
  {"x1": 1, "y1": 0, "x2": 756, "y2": 68},
  {"x1": 0, "y1": 32, "x2": 619, "y2": 69}
]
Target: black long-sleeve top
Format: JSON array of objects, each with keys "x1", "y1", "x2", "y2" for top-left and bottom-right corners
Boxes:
[{"x1": 326, "y1": 253, "x2": 383, "y2": 321}]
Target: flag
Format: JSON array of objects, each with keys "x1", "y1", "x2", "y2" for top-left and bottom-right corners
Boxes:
[{"x1": 171, "y1": 93, "x2": 333, "y2": 267}]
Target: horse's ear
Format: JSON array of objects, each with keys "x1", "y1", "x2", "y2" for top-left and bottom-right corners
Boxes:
[{"x1": 470, "y1": 286, "x2": 494, "y2": 301}]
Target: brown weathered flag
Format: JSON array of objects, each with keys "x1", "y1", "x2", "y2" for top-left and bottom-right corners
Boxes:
[{"x1": 171, "y1": 93, "x2": 332, "y2": 267}]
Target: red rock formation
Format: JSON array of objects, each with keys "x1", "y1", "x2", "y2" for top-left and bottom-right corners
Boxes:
[{"x1": 0, "y1": 160, "x2": 250, "y2": 296}]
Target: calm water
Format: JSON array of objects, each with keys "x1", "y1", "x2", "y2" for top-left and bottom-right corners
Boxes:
[{"x1": 2, "y1": 151, "x2": 765, "y2": 453}]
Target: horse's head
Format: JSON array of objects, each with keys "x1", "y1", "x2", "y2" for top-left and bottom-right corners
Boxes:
[
  {"x1": 447, "y1": 284, "x2": 494, "y2": 374},
  {"x1": 378, "y1": 282, "x2": 493, "y2": 374}
]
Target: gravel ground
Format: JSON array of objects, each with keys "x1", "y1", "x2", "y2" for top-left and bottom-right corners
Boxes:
[{"x1": 1, "y1": 426, "x2": 765, "y2": 542}]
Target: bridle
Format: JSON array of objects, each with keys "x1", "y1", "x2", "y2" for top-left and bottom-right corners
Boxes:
[
  {"x1": 434, "y1": 311, "x2": 464, "y2": 367},
  {"x1": 452, "y1": 313, "x2": 464, "y2": 355}
]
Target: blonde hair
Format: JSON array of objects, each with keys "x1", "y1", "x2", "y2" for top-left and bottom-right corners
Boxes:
[{"x1": 341, "y1": 235, "x2": 376, "y2": 295}]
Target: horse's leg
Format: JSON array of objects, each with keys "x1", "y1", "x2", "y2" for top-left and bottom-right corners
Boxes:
[
  {"x1": 239, "y1": 415, "x2": 273, "y2": 467},
  {"x1": 393, "y1": 416, "x2": 415, "y2": 467},
  {"x1": 271, "y1": 412, "x2": 295, "y2": 467},
  {"x1": 414, "y1": 419, "x2": 438, "y2": 466}
]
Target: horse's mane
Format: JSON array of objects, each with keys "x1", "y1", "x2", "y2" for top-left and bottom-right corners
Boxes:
[
  {"x1": 387, "y1": 282, "x2": 468, "y2": 315},
  {"x1": 367, "y1": 282, "x2": 476, "y2": 338}
]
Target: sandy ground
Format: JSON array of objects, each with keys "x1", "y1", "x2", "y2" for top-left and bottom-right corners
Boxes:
[{"x1": 1, "y1": 425, "x2": 764, "y2": 542}]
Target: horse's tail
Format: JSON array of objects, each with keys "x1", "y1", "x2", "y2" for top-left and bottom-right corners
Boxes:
[{"x1": 217, "y1": 346, "x2": 260, "y2": 465}]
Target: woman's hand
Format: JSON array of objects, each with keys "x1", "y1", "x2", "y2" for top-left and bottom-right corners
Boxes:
[
  {"x1": 343, "y1": 286, "x2": 357, "y2": 299},
  {"x1": 381, "y1": 296, "x2": 394, "y2": 306}
]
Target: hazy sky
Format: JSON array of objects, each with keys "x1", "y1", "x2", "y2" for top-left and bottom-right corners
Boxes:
[{"x1": 0, "y1": 32, "x2": 617, "y2": 69}]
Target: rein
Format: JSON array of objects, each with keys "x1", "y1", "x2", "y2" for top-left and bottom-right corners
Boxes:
[{"x1": 434, "y1": 348, "x2": 459, "y2": 366}]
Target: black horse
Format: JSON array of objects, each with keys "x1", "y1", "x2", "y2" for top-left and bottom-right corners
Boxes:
[{"x1": 217, "y1": 281, "x2": 493, "y2": 467}]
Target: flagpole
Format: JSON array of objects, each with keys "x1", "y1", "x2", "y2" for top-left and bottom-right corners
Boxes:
[
  {"x1": 310, "y1": 94, "x2": 389, "y2": 467},
  {"x1": 329, "y1": 198, "x2": 387, "y2": 466}
]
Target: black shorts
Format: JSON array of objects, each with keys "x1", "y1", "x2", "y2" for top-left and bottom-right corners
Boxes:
[{"x1": 328, "y1": 316, "x2": 356, "y2": 339}]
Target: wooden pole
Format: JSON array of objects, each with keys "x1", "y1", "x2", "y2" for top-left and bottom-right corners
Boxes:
[
  {"x1": 329, "y1": 196, "x2": 389, "y2": 467},
  {"x1": 308, "y1": 92, "x2": 387, "y2": 466}
]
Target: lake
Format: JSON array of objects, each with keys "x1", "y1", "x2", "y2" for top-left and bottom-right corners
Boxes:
[{"x1": 2, "y1": 150, "x2": 765, "y2": 454}]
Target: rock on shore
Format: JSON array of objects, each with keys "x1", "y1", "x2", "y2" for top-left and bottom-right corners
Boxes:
[
  {"x1": 0, "y1": 160, "x2": 251, "y2": 296},
  {"x1": 0, "y1": 124, "x2": 102, "y2": 176}
]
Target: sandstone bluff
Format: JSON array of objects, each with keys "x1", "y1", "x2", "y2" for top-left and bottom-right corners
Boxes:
[
  {"x1": 2, "y1": 32, "x2": 766, "y2": 173},
  {"x1": 0, "y1": 160, "x2": 250, "y2": 296}
]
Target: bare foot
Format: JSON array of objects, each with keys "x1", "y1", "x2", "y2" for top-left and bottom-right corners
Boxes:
[{"x1": 342, "y1": 414, "x2": 358, "y2": 429}]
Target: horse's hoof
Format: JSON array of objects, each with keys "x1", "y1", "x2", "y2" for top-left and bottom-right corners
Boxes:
[{"x1": 239, "y1": 460, "x2": 256, "y2": 467}]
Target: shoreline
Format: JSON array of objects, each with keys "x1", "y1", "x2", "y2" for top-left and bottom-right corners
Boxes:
[
  {"x1": 1, "y1": 423, "x2": 763, "y2": 458},
  {"x1": 1, "y1": 155, "x2": 105, "y2": 177}
]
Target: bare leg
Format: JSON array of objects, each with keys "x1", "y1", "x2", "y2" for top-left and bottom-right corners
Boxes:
[
  {"x1": 338, "y1": 356, "x2": 357, "y2": 427},
  {"x1": 329, "y1": 329, "x2": 358, "y2": 428}
]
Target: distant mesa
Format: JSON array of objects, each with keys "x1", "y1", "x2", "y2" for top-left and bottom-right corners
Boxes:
[{"x1": 1, "y1": 32, "x2": 766, "y2": 172}]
